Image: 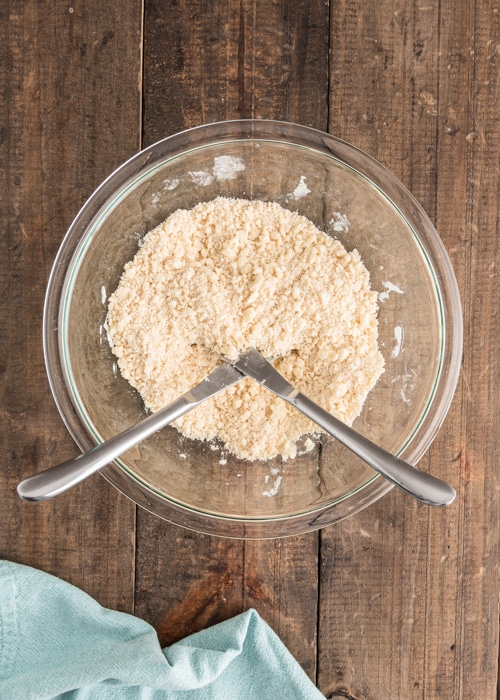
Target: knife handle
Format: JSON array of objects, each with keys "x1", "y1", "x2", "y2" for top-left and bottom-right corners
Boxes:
[
  {"x1": 290, "y1": 392, "x2": 456, "y2": 507},
  {"x1": 16, "y1": 395, "x2": 193, "y2": 502},
  {"x1": 17, "y1": 363, "x2": 243, "y2": 502}
]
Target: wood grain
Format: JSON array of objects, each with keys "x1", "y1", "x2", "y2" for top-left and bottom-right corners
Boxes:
[
  {"x1": 1, "y1": 1, "x2": 499, "y2": 697},
  {"x1": 319, "y1": 0, "x2": 500, "y2": 698},
  {"x1": 434, "y1": 0, "x2": 500, "y2": 695},
  {"x1": 0, "y1": 0, "x2": 142, "y2": 610},
  {"x1": 321, "y1": 3, "x2": 445, "y2": 696},
  {"x1": 135, "y1": 0, "x2": 329, "y2": 680},
  {"x1": 143, "y1": 0, "x2": 329, "y2": 144}
]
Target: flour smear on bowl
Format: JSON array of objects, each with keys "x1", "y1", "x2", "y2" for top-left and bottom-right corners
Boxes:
[{"x1": 107, "y1": 197, "x2": 384, "y2": 461}]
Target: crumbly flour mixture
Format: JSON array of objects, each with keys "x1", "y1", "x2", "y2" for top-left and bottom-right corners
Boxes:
[{"x1": 107, "y1": 197, "x2": 384, "y2": 461}]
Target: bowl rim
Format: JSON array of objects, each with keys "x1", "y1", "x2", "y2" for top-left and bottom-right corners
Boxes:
[{"x1": 43, "y1": 119, "x2": 463, "y2": 538}]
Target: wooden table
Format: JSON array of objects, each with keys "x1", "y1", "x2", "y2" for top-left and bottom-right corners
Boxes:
[{"x1": 1, "y1": 2, "x2": 498, "y2": 698}]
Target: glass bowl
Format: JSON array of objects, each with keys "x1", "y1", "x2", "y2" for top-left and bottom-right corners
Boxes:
[{"x1": 44, "y1": 120, "x2": 462, "y2": 538}]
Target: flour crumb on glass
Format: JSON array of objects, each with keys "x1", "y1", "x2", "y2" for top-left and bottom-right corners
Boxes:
[
  {"x1": 378, "y1": 280, "x2": 404, "y2": 303},
  {"x1": 330, "y1": 212, "x2": 350, "y2": 233},
  {"x1": 297, "y1": 437, "x2": 316, "y2": 456},
  {"x1": 392, "y1": 367, "x2": 417, "y2": 405},
  {"x1": 263, "y1": 475, "x2": 283, "y2": 498},
  {"x1": 212, "y1": 155, "x2": 245, "y2": 181},
  {"x1": 391, "y1": 325, "x2": 404, "y2": 359},
  {"x1": 289, "y1": 175, "x2": 311, "y2": 200},
  {"x1": 189, "y1": 171, "x2": 214, "y2": 187},
  {"x1": 107, "y1": 197, "x2": 385, "y2": 462},
  {"x1": 163, "y1": 178, "x2": 180, "y2": 191}
]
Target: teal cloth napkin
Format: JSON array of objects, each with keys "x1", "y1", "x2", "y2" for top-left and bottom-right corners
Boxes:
[{"x1": 0, "y1": 560, "x2": 324, "y2": 699}]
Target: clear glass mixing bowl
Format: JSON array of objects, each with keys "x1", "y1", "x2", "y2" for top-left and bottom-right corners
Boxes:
[{"x1": 44, "y1": 120, "x2": 462, "y2": 538}]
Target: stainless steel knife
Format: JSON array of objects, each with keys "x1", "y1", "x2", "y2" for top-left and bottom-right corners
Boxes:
[
  {"x1": 17, "y1": 362, "x2": 243, "y2": 502},
  {"x1": 228, "y1": 348, "x2": 456, "y2": 507}
]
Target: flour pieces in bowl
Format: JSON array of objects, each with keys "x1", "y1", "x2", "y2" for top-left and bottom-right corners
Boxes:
[{"x1": 107, "y1": 197, "x2": 384, "y2": 461}]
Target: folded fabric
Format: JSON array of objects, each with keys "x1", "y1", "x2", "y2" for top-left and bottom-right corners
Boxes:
[{"x1": 0, "y1": 560, "x2": 324, "y2": 699}]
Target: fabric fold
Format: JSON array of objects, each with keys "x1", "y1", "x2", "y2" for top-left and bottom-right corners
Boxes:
[{"x1": 0, "y1": 560, "x2": 324, "y2": 699}]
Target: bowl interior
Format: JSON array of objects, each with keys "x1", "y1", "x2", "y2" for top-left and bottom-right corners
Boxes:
[{"x1": 58, "y1": 135, "x2": 446, "y2": 532}]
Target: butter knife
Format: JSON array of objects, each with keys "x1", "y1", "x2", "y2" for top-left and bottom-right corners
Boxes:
[
  {"x1": 229, "y1": 348, "x2": 456, "y2": 507},
  {"x1": 17, "y1": 362, "x2": 242, "y2": 502}
]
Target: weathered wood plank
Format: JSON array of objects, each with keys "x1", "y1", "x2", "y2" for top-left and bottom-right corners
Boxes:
[
  {"x1": 324, "y1": 0, "x2": 442, "y2": 686},
  {"x1": 328, "y1": 0, "x2": 440, "y2": 208},
  {"x1": 0, "y1": 0, "x2": 142, "y2": 611},
  {"x1": 432, "y1": 0, "x2": 500, "y2": 696},
  {"x1": 143, "y1": 0, "x2": 329, "y2": 144},
  {"x1": 318, "y1": 0, "x2": 494, "y2": 698},
  {"x1": 135, "y1": 0, "x2": 329, "y2": 680},
  {"x1": 3, "y1": 1, "x2": 496, "y2": 696}
]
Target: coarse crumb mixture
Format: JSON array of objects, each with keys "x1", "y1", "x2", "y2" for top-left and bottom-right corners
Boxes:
[{"x1": 107, "y1": 197, "x2": 384, "y2": 461}]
